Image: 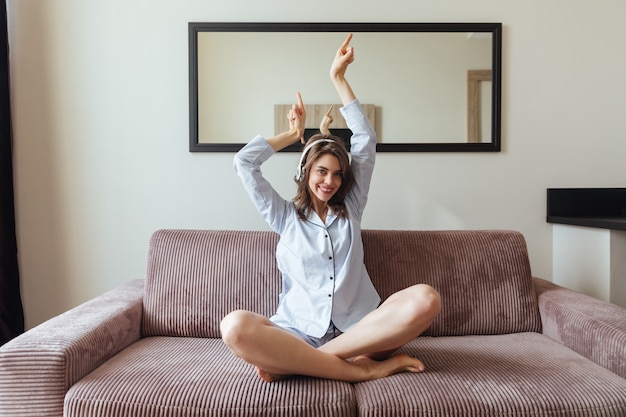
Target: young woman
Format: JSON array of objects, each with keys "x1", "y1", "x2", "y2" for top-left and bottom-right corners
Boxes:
[{"x1": 221, "y1": 34, "x2": 441, "y2": 383}]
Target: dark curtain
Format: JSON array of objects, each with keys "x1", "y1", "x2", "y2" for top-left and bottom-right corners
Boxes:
[{"x1": 0, "y1": 0, "x2": 24, "y2": 345}]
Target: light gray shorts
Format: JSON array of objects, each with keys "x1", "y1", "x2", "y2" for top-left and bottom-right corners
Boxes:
[{"x1": 270, "y1": 315, "x2": 343, "y2": 348}]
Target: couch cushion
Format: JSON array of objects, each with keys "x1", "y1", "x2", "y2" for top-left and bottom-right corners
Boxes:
[
  {"x1": 143, "y1": 230, "x2": 281, "y2": 338},
  {"x1": 64, "y1": 337, "x2": 356, "y2": 417},
  {"x1": 143, "y1": 229, "x2": 540, "y2": 338},
  {"x1": 354, "y1": 333, "x2": 626, "y2": 417},
  {"x1": 361, "y1": 230, "x2": 542, "y2": 336}
]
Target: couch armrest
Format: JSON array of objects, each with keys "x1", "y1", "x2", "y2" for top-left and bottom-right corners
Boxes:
[
  {"x1": 534, "y1": 277, "x2": 626, "y2": 378},
  {"x1": 0, "y1": 279, "x2": 144, "y2": 417}
]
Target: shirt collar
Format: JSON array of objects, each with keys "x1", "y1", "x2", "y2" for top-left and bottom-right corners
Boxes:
[{"x1": 307, "y1": 208, "x2": 338, "y2": 228}]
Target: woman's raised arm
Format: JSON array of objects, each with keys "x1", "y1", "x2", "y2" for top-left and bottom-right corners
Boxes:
[
  {"x1": 330, "y1": 34, "x2": 357, "y2": 105},
  {"x1": 266, "y1": 91, "x2": 307, "y2": 152}
]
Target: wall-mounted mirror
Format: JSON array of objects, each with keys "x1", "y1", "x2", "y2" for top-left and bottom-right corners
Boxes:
[{"x1": 189, "y1": 22, "x2": 501, "y2": 152}]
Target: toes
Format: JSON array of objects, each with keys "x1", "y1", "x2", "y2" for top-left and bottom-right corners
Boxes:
[
  {"x1": 391, "y1": 354, "x2": 425, "y2": 373},
  {"x1": 255, "y1": 366, "x2": 289, "y2": 383}
]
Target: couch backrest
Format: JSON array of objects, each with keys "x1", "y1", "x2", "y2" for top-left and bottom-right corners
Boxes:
[
  {"x1": 142, "y1": 229, "x2": 541, "y2": 338},
  {"x1": 142, "y1": 230, "x2": 281, "y2": 338},
  {"x1": 361, "y1": 230, "x2": 541, "y2": 336}
]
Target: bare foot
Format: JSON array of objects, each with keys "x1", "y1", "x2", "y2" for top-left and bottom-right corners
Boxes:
[
  {"x1": 255, "y1": 366, "x2": 290, "y2": 383},
  {"x1": 351, "y1": 354, "x2": 425, "y2": 381},
  {"x1": 255, "y1": 355, "x2": 424, "y2": 383}
]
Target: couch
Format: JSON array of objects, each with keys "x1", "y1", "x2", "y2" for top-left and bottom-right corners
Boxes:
[{"x1": 1, "y1": 229, "x2": 625, "y2": 416}]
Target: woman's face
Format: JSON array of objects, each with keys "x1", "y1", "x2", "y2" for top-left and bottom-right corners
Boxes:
[{"x1": 307, "y1": 153, "x2": 343, "y2": 206}]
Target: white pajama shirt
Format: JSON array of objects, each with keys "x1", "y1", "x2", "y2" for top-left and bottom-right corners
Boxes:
[{"x1": 233, "y1": 99, "x2": 380, "y2": 338}]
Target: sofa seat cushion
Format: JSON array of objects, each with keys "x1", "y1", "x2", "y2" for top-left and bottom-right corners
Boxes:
[
  {"x1": 64, "y1": 336, "x2": 356, "y2": 417},
  {"x1": 355, "y1": 333, "x2": 626, "y2": 417}
]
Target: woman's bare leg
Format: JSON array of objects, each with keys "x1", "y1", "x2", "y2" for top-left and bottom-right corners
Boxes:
[
  {"x1": 220, "y1": 310, "x2": 426, "y2": 382},
  {"x1": 319, "y1": 284, "x2": 441, "y2": 361}
]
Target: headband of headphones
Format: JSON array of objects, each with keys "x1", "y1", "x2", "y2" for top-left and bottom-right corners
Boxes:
[{"x1": 294, "y1": 139, "x2": 338, "y2": 181}]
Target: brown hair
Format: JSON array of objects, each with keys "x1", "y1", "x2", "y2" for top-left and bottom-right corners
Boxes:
[{"x1": 293, "y1": 134, "x2": 354, "y2": 221}]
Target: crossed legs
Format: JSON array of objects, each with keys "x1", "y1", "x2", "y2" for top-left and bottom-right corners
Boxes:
[{"x1": 220, "y1": 284, "x2": 441, "y2": 383}]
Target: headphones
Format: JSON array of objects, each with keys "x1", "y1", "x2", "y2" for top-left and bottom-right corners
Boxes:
[{"x1": 294, "y1": 139, "x2": 338, "y2": 182}]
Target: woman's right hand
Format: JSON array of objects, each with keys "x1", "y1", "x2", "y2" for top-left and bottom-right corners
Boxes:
[
  {"x1": 267, "y1": 92, "x2": 307, "y2": 152},
  {"x1": 288, "y1": 92, "x2": 306, "y2": 143}
]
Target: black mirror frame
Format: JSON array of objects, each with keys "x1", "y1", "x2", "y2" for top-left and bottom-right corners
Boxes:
[{"x1": 189, "y1": 22, "x2": 502, "y2": 152}]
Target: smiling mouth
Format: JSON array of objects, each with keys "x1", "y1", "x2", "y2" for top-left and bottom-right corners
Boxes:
[{"x1": 319, "y1": 186, "x2": 334, "y2": 194}]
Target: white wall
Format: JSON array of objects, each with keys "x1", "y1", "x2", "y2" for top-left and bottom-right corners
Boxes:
[
  {"x1": 553, "y1": 225, "x2": 626, "y2": 308},
  {"x1": 7, "y1": 0, "x2": 626, "y2": 328},
  {"x1": 553, "y1": 225, "x2": 611, "y2": 302}
]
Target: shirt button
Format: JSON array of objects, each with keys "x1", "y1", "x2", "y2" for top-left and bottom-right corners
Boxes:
[
  {"x1": 328, "y1": 294, "x2": 332, "y2": 297},
  {"x1": 330, "y1": 276, "x2": 333, "y2": 280},
  {"x1": 328, "y1": 256, "x2": 332, "y2": 260}
]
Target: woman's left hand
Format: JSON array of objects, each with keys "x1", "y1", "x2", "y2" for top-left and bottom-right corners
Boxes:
[{"x1": 330, "y1": 33, "x2": 355, "y2": 81}]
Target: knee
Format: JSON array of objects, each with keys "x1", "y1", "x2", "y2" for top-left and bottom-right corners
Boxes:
[
  {"x1": 220, "y1": 310, "x2": 255, "y2": 348},
  {"x1": 403, "y1": 284, "x2": 442, "y2": 322},
  {"x1": 420, "y1": 284, "x2": 442, "y2": 317}
]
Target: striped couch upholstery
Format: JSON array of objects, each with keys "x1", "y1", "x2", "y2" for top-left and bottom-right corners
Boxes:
[{"x1": 1, "y1": 229, "x2": 625, "y2": 416}]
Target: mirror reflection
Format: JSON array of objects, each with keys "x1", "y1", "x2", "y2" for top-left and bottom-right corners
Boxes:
[{"x1": 189, "y1": 23, "x2": 501, "y2": 152}]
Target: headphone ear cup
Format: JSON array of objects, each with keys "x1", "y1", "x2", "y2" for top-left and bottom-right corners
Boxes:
[
  {"x1": 295, "y1": 164, "x2": 305, "y2": 182},
  {"x1": 295, "y1": 145, "x2": 310, "y2": 181}
]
